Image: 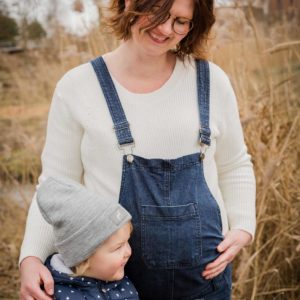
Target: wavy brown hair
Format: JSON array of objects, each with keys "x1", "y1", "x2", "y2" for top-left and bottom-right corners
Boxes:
[{"x1": 104, "y1": 0, "x2": 215, "y2": 59}]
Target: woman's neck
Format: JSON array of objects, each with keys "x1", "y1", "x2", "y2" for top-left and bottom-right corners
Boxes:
[
  {"x1": 106, "y1": 41, "x2": 176, "y2": 80},
  {"x1": 102, "y1": 41, "x2": 177, "y2": 93}
]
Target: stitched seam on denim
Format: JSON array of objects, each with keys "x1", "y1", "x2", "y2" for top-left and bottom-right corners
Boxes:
[
  {"x1": 128, "y1": 160, "x2": 200, "y2": 172},
  {"x1": 193, "y1": 169, "x2": 203, "y2": 258},
  {"x1": 196, "y1": 59, "x2": 211, "y2": 147},
  {"x1": 167, "y1": 168, "x2": 171, "y2": 206},
  {"x1": 142, "y1": 214, "x2": 198, "y2": 220},
  {"x1": 141, "y1": 206, "x2": 202, "y2": 269},
  {"x1": 197, "y1": 210, "x2": 203, "y2": 257},
  {"x1": 171, "y1": 269, "x2": 174, "y2": 300},
  {"x1": 90, "y1": 58, "x2": 134, "y2": 145},
  {"x1": 162, "y1": 168, "x2": 168, "y2": 201},
  {"x1": 142, "y1": 204, "x2": 197, "y2": 207},
  {"x1": 198, "y1": 160, "x2": 223, "y2": 232},
  {"x1": 141, "y1": 205, "x2": 198, "y2": 219},
  {"x1": 119, "y1": 156, "x2": 128, "y2": 201}
]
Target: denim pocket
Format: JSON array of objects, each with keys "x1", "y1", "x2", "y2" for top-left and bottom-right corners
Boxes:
[{"x1": 141, "y1": 203, "x2": 202, "y2": 269}]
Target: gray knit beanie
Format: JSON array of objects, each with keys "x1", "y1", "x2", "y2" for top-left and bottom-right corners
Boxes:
[{"x1": 36, "y1": 177, "x2": 131, "y2": 267}]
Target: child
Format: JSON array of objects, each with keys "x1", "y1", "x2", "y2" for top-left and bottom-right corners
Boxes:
[{"x1": 36, "y1": 177, "x2": 139, "y2": 300}]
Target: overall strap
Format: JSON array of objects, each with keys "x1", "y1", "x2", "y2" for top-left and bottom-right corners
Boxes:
[
  {"x1": 91, "y1": 56, "x2": 134, "y2": 147},
  {"x1": 196, "y1": 59, "x2": 211, "y2": 147}
]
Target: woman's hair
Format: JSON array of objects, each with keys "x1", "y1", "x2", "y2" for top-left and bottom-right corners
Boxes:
[{"x1": 104, "y1": 0, "x2": 215, "y2": 59}]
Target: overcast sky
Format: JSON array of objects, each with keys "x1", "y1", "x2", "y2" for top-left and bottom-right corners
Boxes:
[
  {"x1": 2, "y1": 0, "x2": 231, "y2": 37},
  {"x1": 2, "y1": 0, "x2": 99, "y2": 36}
]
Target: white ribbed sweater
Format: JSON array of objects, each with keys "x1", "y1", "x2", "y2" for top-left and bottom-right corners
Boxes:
[{"x1": 19, "y1": 58, "x2": 256, "y2": 263}]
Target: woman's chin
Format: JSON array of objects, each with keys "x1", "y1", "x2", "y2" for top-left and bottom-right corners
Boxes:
[{"x1": 131, "y1": 33, "x2": 173, "y2": 58}]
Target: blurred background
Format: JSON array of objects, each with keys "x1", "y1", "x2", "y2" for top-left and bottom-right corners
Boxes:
[{"x1": 0, "y1": 0, "x2": 299, "y2": 299}]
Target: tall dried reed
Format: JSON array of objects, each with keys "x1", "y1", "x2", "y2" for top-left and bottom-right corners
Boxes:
[{"x1": 211, "y1": 6, "x2": 300, "y2": 300}]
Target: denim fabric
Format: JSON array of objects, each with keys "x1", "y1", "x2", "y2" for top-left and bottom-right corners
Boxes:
[
  {"x1": 119, "y1": 154, "x2": 231, "y2": 300},
  {"x1": 196, "y1": 57, "x2": 211, "y2": 146},
  {"x1": 91, "y1": 57, "x2": 134, "y2": 146},
  {"x1": 91, "y1": 57, "x2": 232, "y2": 300}
]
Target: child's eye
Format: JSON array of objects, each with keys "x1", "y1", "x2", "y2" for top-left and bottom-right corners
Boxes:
[{"x1": 115, "y1": 244, "x2": 123, "y2": 251}]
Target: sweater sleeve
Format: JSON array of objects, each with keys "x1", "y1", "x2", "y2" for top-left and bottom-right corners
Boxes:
[
  {"x1": 215, "y1": 77, "x2": 256, "y2": 240},
  {"x1": 19, "y1": 83, "x2": 84, "y2": 264}
]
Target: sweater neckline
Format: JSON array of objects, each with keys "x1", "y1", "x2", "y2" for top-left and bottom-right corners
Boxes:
[{"x1": 105, "y1": 57, "x2": 185, "y2": 101}]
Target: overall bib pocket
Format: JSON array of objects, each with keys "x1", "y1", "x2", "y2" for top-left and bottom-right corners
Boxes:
[{"x1": 141, "y1": 203, "x2": 202, "y2": 269}]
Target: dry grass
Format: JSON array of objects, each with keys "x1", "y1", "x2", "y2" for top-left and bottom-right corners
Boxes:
[
  {"x1": 211, "y1": 7, "x2": 300, "y2": 300},
  {"x1": 0, "y1": 196, "x2": 26, "y2": 299},
  {"x1": 0, "y1": 5, "x2": 299, "y2": 300}
]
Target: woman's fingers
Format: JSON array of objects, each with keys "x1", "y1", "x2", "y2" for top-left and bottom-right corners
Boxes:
[
  {"x1": 22, "y1": 296, "x2": 35, "y2": 300},
  {"x1": 20, "y1": 282, "x2": 53, "y2": 300},
  {"x1": 204, "y1": 253, "x2": 228, "y2": 271},
  {"x1": 217, "y1": 233, "x2": 234, "y2": 253},
  {"x1": 40, "y1": 267, "x2": 54, "y2": 296},
  {"x1": 201, "y1": 249, "x2": 234, "y2": 280},
  {"x1": 201, "y1": 229, "x2": 253, "y2": 280},
  {"x1": 25, "y1": 286, "x2": 53, "y2": 300},
  {"x1": 204, "y1": 241, "x2": 236, "y2": 271},
  {"x1": 203, "y1": 247, "x2": 235, "y2": 273},
  {"x1": 202, "y1": 260, "x2": 227, "y2": 279},
  {"x1": 19, "y1": 257, "x2": 54, "y2": 300},
  {"x1": 20, "y1": 279, "x2": 53, "y2": 300}
]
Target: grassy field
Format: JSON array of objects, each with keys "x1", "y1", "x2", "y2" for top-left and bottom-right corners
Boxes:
[{"x1": 0, "y1": 6, "x2": 299, "y2": 300}]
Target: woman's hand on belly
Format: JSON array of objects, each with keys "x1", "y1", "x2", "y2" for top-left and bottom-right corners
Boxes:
[{"x1": 202, "y1": 229, "x2": 252, "y2": 280}]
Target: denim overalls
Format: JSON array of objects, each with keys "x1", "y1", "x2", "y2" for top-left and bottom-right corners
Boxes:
[{"x1": 91, "y1": 57, "x2": 232, "y2": 300}]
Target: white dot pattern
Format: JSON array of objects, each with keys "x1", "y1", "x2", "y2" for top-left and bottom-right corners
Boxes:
[
  {"x1": 48, "y1": 254, "x2": 139, "y2": 299},
  {"x1": 52, "y1": 276, "x2": 139, "y2": 299}
]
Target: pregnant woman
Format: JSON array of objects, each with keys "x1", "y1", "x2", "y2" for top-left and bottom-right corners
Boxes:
[{"x1": 19, "y1": 0, "x2": 256, "y2": 299}]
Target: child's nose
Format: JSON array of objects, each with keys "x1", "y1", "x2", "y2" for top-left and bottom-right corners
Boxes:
[{"x1": 124, "y1": 242, "x2": 132, "y2": 258}]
